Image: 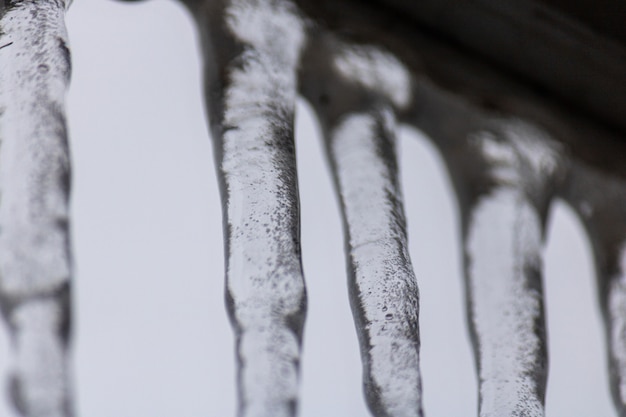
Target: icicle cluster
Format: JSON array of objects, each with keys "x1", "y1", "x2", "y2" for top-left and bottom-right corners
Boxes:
[{"x1": 2, "y1": 0, "x2": 626, "y2": 416}]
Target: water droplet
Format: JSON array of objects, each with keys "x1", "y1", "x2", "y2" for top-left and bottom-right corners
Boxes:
[
  {"x1": 382, "y1": 306, "x2": 388, "y2": 312},
  {"x1": 385, "y1": 313, "x2": 393, "y2": 320},
  {"x1": 38, "y1": 64, "x2": 49, "y2": 74}
]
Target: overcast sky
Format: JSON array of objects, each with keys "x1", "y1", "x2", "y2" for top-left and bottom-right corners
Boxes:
[{"x1": 0, "y1": 0, "x2": 618, "y2": 416}]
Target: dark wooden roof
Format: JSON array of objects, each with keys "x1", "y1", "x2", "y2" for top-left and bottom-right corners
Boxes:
[
  {"x1": 369, "y1": 0, "x2": 626, "y2": 134},
  {"x1": 539, "y1": 0, "x2": 625, "y2": 44}
]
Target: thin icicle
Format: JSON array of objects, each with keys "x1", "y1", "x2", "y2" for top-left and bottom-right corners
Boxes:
[
  {"x1": 330, "y1": 109, "x2": 422, "y2": 417},
  {"x1": 608, "y1": 259, "x2": 626, "y2": 406}
]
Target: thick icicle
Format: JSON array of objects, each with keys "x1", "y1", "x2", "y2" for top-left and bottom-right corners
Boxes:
[
  {"x1": 0, "y1": 1, "x2": 74, "y2": 416},
  {"x1": 188, "y1": 1, "x2": 307, "y2": 416}
]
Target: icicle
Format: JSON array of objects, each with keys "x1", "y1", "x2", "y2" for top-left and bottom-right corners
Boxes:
[
  {"x1": 608, "y1": 266, "x2": 626, "y2": 412},
  {"x1": 558, "y1": 159, "x2": 626, "y2": 416},
  {"x1": 465, "y1": 188, "x2": 546, "y2": 417},
  {"x1": 0, "y1": 1, "x2": 73, "y2": 416},
  {"x1": 460, "y1": 122, "x2": 562, "y2": 417},
  {"x1": 189, "y1": 1, "x2": 307, "y2": 416},
  {"x1": 327, "y1": 108, "x2": 422, "y2": 417},
  {"x1": 299, "y1": 32, "x2": 422, "y2": 415}
]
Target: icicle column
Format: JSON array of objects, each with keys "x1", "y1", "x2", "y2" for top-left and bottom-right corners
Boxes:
[
  {"x1": 453, "y1": 121, "x2": 561, "y2": 417},
  {"x1": 0, "y1": 1, "x2": 74, "y2": 416},
  {"x1": 559, "y1": 160, "x2": 626, "y2": 417},
  {"x1": 327, "y1": 108, "x2": 422, "y2": 417},
  {"x1": 300, "y1": 36, "x2": 423, "y2": 416},
  {"x1": 189, "y1": 1, "x2": 307, "y2": 416}
]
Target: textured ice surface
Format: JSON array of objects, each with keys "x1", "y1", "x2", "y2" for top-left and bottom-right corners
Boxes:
[
  {"x1": 0, "y1": 1, "x2": 73, "y2": 416},
  {"x1": 466, "y1": 189, "x2": 544, "y2": 417},
  {"x1": 331, "y1": 110, "x2": 422, "y2": 416},
  {"x1": 464, "y1": 124, "x2": 561, "y2": 416},
  {"x1": 470, "y1": 121, "x2": 561, "y2": 189},
  {"x1": 333, "y1": 45, "x2": 412, "y2": 109},
  {"x1": 0, "y1": 0, "x2": 72, "y2": 298},
  {"x1": 609, "y1": 244, "x2": 626, "y2": 405},
  {"x1": 12, "y1": 301, "x2": 69, "y2": 417},
  {"x1": 221, "y1": 1, "x2": 306, "y2": 416}
]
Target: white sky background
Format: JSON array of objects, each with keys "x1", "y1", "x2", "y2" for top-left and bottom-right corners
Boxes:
[{"x1": 0, "y1": 0, "x2": 618, "y2": 416}]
